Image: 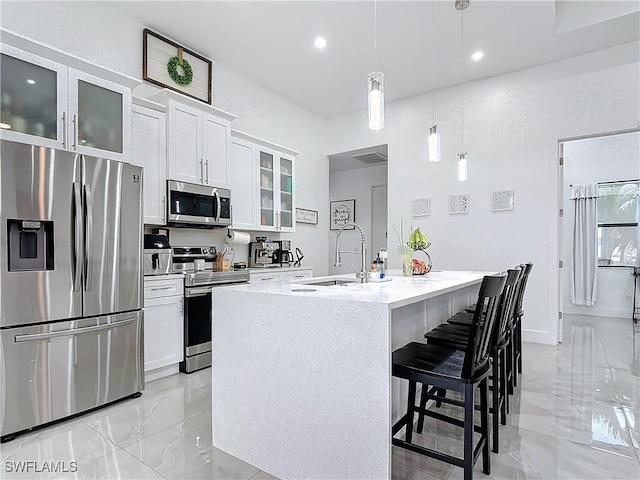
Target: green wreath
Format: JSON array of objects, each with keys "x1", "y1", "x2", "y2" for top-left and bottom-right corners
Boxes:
[{"x1": 167, "y1": 56, "x2": 194, "y2": 86}]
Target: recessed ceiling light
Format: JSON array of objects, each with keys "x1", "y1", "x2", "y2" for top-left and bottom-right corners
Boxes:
[
  {"x1": 26, "y1": 79, "x2": 36, "y2": 85},
  {"x1": 0, "y1": 122, "x2": 11, "y2": 129},
  {"x1": 314, "y1": 37, "x2": 327, "y2": 50},
  {"x1": 471, "y1": 51, "x2": 484, "y2": 62}
]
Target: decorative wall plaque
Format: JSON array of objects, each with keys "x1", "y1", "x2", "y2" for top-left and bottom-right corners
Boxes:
[
  {"x1": 330, "y1": 199, "x2": 356, "y2": 230},
  {"x1": 491, "y1": 190, "x2": 514, "y2": 211},
  {"x1": 449, "y1": 194, "x2": 470, "y2": 215},
  {"x1": 296, "y1": 208, "x2": 318, "y2": 225},
  {"x1": 143, "y1": 29, "x2": 212, "y2": 104},
  {"x1": 411, "y1": 198, "x2": 431, "y2": 217}
]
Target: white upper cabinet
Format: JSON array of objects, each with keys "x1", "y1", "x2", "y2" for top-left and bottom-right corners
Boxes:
[
  {"x1": 159, "y1": 92, "x2": 234, "y2": 187},
  {"x1": 0, "y1": 40, "x2": 138, "y2": 162},
  {"x1": 229, "y1": 130, "x2": 298, "y2": 233},
  {"x1": 131, "y1": 99, "x2": 167, "y2": 225},
  {"x1": 229, "y1": 135, "x2": 256, "y2": 229}
]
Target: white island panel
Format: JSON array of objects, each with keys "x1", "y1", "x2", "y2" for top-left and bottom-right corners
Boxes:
[{"x1": 212, "y1": 271, "x2": 488, "y2": 479}]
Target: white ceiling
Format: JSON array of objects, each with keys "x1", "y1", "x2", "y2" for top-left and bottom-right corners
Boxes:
[
  {"x1": 328, "y1": 144, "x2": 388, "y2": 173},
  {"x1": 107, "y1": 1, "x2": 640, "y2": 120}
]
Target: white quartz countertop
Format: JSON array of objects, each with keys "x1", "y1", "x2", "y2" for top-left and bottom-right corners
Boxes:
[
  {"x1": 143, "y1": 273, "x2": 185, "y2": 280},
  {"x1": 219, "y1": 270, "x2": 493, "y2": 309},
  {"x1": 247, "y1": 265, "x2": 313, "y2": 273}
]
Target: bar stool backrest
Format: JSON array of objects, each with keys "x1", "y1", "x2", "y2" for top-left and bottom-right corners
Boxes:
[
  {"x1": 462, "y1": 273, "x2": 507, "y2": 380},
  {"x1": 513, "y1": 262, "x2": 533, "y2": 318},
  {"x1": 494, "y1": 267, "x2": 522, "y2": 345}
]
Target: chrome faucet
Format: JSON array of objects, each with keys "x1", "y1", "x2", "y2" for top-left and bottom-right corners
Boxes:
[{"x1": 334, "y1": 222, "x2": 367, "y2": 283}]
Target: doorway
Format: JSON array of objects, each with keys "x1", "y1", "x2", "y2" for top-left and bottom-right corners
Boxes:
[
  {"x1": 327, "y1": 145, "x2": 388, "y2": 275},
  {"x1": 558, "y1": 129, "x2": 640, "y2": 342}
]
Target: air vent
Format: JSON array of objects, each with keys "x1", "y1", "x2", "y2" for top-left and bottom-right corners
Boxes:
[{"x1": 351, "y1": 151, "x2": 388, "y2": 165}]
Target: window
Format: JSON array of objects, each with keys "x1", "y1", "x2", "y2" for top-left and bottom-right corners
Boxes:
[{"x1": 597, "y1": 181, "x2": 639, "y2": 266}]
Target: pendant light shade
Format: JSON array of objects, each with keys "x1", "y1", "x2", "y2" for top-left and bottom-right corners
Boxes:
[
  {"x1": 457, "y1": 152, "x2": 468, "y2": 182},
  {"x1": 368, "y1": 72, "x2": 384, "y2": 131},
  {"x1": 428, "y1": 124, "x2": 441, "y2": 162}
]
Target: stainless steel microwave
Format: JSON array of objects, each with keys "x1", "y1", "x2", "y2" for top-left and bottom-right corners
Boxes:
[{"x1": 167, "y1": 180, "x2": 232, "y2": 228}]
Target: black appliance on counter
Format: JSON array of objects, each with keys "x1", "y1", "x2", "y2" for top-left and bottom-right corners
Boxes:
[
  {"x1": 172, "y1": 246, "x2": 249, "y2": 373},
  {"x1": 273, "y1": 240, "x2": 294, "y2": 266}
]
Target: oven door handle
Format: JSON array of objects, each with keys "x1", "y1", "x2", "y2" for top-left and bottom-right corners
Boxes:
[{"x1": 185, "y1": 287, "x2": 212, "y2": 297}]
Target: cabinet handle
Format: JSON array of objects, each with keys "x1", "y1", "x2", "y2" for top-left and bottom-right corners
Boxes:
[
  {"x1": 150, "y1": 286, "x2": 173, "y2": 291},
  {"x1": 294, "y1": 275, "x2": 305, "y2": 278},
  {"x1": 72, "y1": 114, "x2": 78, "y2": 150},
  {"x1": 61, "y1": 112, "x2": 67, "y2": 148},
  {"x1": 179, "y1": 297, "x2": 183, "y2": 315},
  {"x1": 205, "y1": 160, "x2": 209, "y2": 184},
  {"x1": 261, "y1": 277, "x2": 275, "y2": 281},
  {"x1": 162, "y1": 197, "x2": 166, "y2": 223}
]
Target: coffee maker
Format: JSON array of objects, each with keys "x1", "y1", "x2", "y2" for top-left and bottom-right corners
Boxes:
[
  {"x1": 249, "y1": 241, "x2": 279, "y2": 268},
  {"x1": 274, "y1": 240, "x2": 294, "y2": 266}
]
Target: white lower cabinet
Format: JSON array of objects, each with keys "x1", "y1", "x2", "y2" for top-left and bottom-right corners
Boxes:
[
  {"x1": 143, "y1": 277, "x2": 184, "y2": 380},
  {"x1": 250, "y1": 268, "x2": 313, "y2": 283}
]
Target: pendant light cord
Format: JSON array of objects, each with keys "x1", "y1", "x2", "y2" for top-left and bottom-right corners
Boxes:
[
  {"x1": 460, "y1": 9, "x2": 465, "y2": 152},
  {"x1": 431, "y1": 0, "x2": 436, "y2": 124},
  {"x1": 374, "y1": 0, "x2": 378, "y2": 64}
]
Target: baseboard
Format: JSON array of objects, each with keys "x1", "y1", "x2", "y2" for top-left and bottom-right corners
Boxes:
[
  {"x1": 563, "y1": 306, "x2": 631, "y2": 319},
  {"x1": 145, "y1": 364, "x2": 179, "y2": 383},
  {"x1": 522, "y1": 329, "x2": 555, "y2": 345}
]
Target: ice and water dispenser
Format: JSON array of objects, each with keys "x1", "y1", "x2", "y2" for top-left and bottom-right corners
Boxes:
[{"x1": 7, "y1": 219, "x2": 54, "y2": 271}]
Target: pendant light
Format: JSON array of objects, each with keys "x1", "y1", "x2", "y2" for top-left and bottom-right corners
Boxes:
[
  {"x1": 427, "y1": 0, "x2": 441, "y2": 162},
  {"x1": 368, "y1": 0, "x2": 384, "y2": 130},
  {"x1": 456, "y1": 0, "x2": 468, "y2": 181}
]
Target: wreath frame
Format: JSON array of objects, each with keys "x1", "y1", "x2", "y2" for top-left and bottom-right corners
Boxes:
[{"x1": 167, "y1": 56, "x2": 194, "y2": 86}]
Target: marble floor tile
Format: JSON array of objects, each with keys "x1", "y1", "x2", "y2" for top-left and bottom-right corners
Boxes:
[
  {"x1": 611, "y1": 368, "x2": 640, "y2": 407},
  {"x1": 52, "y1": 448, "x2": 166, "y2": 480},
  {"x1": 249, "y1": 470, "x2": 279, "y2": 480},
  {"x1": 123, "y1": 411, "x2": 260, "y2": 480},
  {"x1": 0, "y1": 420, "x2": 118, "y2": 480},
  {"x1": 447, "y1": 425, "x2": 640, "y2": 480},
  {"x1": 82, "y1": 384, "x2": 210, "y2": 448}
]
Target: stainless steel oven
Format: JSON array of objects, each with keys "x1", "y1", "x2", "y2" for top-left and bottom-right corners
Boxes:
[{"x1": 173, "y1": 246, "x2": 249, "y2": 373}]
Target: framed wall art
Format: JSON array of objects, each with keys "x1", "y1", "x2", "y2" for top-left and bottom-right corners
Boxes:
[
  {"x1": 330, "y1": 199, "x2": 356, "y2": 230},
  {"x1": 296, "y1": 208, "x2": 318, "y2": 225},
  {"x1": 143, "y1": 28, "x2": 212, "y2": 104}
]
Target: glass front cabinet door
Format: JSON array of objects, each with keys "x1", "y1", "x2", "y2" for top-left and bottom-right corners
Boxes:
[
  {"x1": 257, "y1": 147, "x2": 295, "y2": 232},
  {"x1": 0, "y1": 45, "x2": 131, "y2": 162},
  {"x1": 0, "y1": 45, "x2": 67, "y2": 149},
  {"x1": 68, "y1": 69, "x2": 131, "y2": 162}
]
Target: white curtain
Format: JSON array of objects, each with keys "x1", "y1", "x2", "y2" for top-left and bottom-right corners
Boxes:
[{"x1": 571, "y1": 184, "x2": 599, "y2": 306}]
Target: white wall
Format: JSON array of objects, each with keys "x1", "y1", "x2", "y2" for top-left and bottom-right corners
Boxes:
[
  {"x1": 328, "y1": 164, "x2": 388, "y2": 275},
  {"x1": 325, "y1": 41, "x2": 640, "y2": 345},
  {"x1": 562, "y1": 132, "x2": 640, "y2": 319},
  {"x1": 0, "y1": 1, "x2": 329, "y2": 275}
]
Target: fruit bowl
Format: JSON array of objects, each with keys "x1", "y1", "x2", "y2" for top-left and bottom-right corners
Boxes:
[{"x1": 411, "y1": 248, "x2": 432, "y2": 275}]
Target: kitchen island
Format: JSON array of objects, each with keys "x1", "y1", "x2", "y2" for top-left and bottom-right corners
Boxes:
[{"x1": 211, "y1": 271, "x2": 490, "y2": 479}]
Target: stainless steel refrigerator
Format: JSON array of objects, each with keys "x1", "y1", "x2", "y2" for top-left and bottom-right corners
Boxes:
[{"x1": 0, "y1": 140, "x2": 144, "y2": 442}]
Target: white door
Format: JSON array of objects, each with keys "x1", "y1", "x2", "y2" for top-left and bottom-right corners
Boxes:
[
  {"x1": 132, "y1": 105, "x2": 167, "y2": 225},
  {"x1": 167, "y1": 101, "x2": 201, "y2": 183},
  {"x1": 67, "y1": 68, "x2": 131, "y2": 163},
  {"x1": 202, "y1": 114, "x2": 229, "y2": 186},
  {"x1": 143, "y1": 296, "x2": 184, "y2": 372},
  {"x1": 371, "y1": 185, "x2": 388, "y2": 264},
  {"x1": 229, "y1": 138, "x2": 256, "y2": 229}
]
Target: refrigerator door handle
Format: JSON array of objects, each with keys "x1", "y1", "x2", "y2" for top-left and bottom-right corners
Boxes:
[
  {"x1": 14, "y1": 316, "x2": 137, "y2": 342},
  {"x1": 72, "y1": 182, "x2": 82, "y2": 292},
  {"x1": 84, "y1": 184, "x2": 94, "y2": 291}
]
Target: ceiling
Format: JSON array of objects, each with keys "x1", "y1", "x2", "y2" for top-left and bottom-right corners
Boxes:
[
  {"x1": 328, "y1": 144, "x2": 388, "y2": 173},
  {"x1": 106, "y1": 1, "x2": 640, "y2": 120}
]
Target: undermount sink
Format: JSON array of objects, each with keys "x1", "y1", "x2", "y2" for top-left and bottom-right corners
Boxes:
[{"x1": 303, "y1": 279, "x2": 357, "y2": 287}]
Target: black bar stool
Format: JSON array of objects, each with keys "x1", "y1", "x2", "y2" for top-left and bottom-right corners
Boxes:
[
  {"x1": 423, "y1": 268, "x2": 521, "y2": 453},
  {"x1": 392, "y1": 273, "x2": 507, "y2": 480}
]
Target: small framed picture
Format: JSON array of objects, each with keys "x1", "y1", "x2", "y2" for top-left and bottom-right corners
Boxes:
[
  {"x1": 330, "y1": 199, "x2": 356, "y2": 230},
  {"x1": 296, "y1": 208, "x2": 318, "y2": 225}
]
